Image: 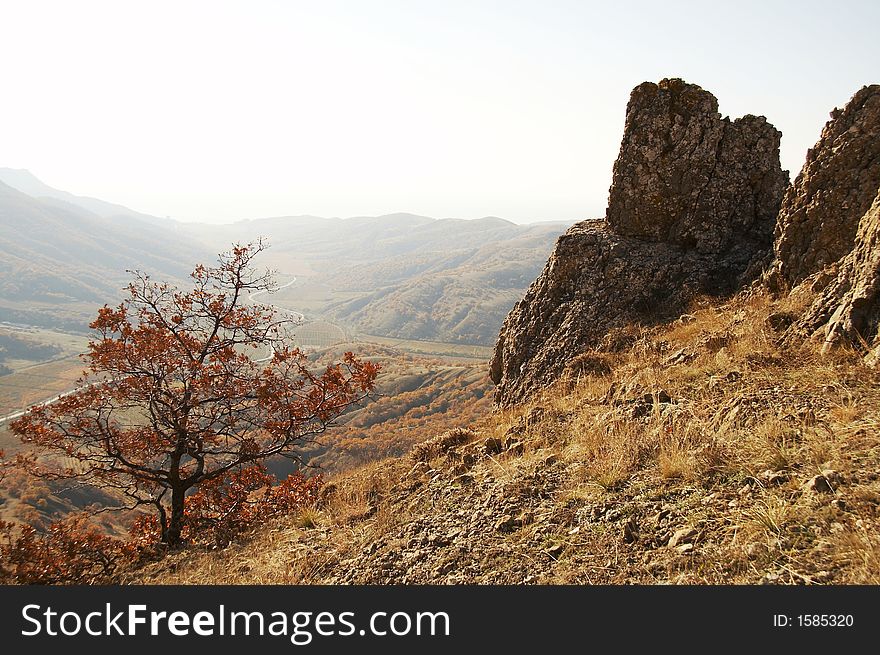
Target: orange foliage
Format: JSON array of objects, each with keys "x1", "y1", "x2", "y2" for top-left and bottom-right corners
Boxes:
[
  {"x1": 10, "y1": 242, "x2": 377, "y2": 545},
  {"x1": 314, "y1": 364, "x2": 492, "y2": 472},
  {"x1": 0, "y1": 464, "x2": 322, "y2": 584},
  {"x1": 0, "y1": 515, "x2": 121, "y2": 585},
  {"x1": 128, "y1": 465, "x2": 322, "y2": 549}
]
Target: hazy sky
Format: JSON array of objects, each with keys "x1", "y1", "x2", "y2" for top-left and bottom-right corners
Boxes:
[{"x1": 1, "y1": 0, "x2": 878, "y2": 224}]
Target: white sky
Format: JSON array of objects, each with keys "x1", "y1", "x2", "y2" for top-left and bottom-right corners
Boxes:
[{"x1": 1, "y1": 0, "x2": 878, "y2": 224}]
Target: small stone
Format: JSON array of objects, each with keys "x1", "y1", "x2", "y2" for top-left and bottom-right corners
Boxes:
[
  {"x1": 546, "y1": 543, "x2": 565, "y2": 558},
  {"x1": 653, "y1": 508, "x2": 671, "y2": 522},
  {"x1": 622, "y1": 518, "x2": 639, "y2": 543},
  {"x1": 605, "y1": 508, "x2": 623, "y2": 522},
  {"x1": 746, "y1": 543, "x2": 764, "y2": 560},
  {"x1": 665, "y1": 349, "x2": 697, "y2": 365},
  {"x1": 766, "y1": 312, "x2": 795, "y2": 331},
  {"x1": 642, "y1": 390, "x2": 672, "y2": 405},
  {"x1": 813, "y1": 570, "x2": 832, "y2": 583},
  {"x1": 759, "y1": 469, "x2": 788, "y2": 486},
  {"x1": 821, "y1": 469, "x2": 844, "y2": 486},
  {"x1": 504, "y1": 437, "x2": 525, "y2": 456},
  {"x1": 700, "y1": 493, "x2": 718, "y2": 505},
  {"x1": 668, "y1": 527, "x2": 698, "y2": 548},
  {"x1": 803, "y1": 474, "x2": 834, "y2": 494},
  {"x1": 494, "y1": 514, "x2": 519, "y2": 533},
  {"x1": 433, "y1": 561, "x2": 455, "y2": 576},
  {"x1": 759, "y1": 572, "x2": 782, "y2": 585}
]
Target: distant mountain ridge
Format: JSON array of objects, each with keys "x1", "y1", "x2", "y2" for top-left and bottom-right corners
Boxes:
[
  {"x1": 0, "y1": 169, "x2": 574, "y2": 343},
  {"x1": 182, "y1": 212, "x2": 573, "y2": 345},
  {"x1": 0, "y1": 168, "x2": 177, "y2": 228},
  {"x1": 0, "y1": 177, "x2": 206, "y2": 330}
]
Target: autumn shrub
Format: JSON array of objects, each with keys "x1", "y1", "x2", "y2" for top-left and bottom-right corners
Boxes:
[
  {"x1": 0, "y1": 515, "x2": 122, "y2": 585},
  {"x1": 1, "y1": 464, "x2": 322, "y2": 583},
  {"x1": 128, "y1": 465, "x2": 323, "y2": 549}
]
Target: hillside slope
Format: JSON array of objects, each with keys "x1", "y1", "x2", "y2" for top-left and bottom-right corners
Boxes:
[
  {"x1": 123, "y1": 292, "x2": 880, "y2": 585},
  {"x1": 0, "y1": 180, "x2": 205, "y2": 329},
  {"x1": 323, "y1": 227, "x2": 560, "y2": 345},
  {"x1": 0, "y1": 168, "x2": 174, "y2": 227},
  {"x1": 184, "y1": 213, "x2": 569, "y2": 345}
]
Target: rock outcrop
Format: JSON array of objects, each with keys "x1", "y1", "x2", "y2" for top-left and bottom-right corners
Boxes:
[
  {"x1": 790, "y1": 188, "x2": 880, "y2": 363},
  {"x1": 490, "y1": 79, "x2": 787, "y2": 406},
  {"x1": 756, "y1": 84, "x2": 880, "y2": 363},
  {"x1": 767, "y1": 85, "x2": 880, "y2": 289},
  {"x1": 607, "y1": 79, "x2": 787, "y2": 254}
]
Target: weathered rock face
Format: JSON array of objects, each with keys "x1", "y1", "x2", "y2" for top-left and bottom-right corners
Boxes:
[
  {"x1": 768, "y1": 85, "x2": 880, "y2": 289},
  {"x1": 490, "y1": 79, "x2": 787, "y2": 406},
  {"x1": 488, "y1": 222, "x2": 768, "y2": 404},
  {"x1": 790, "y1": 188, "x2": 880, "y2": 363},
  {"x1": 606, "y1": 78, "x2": 787, "y2": 253}
]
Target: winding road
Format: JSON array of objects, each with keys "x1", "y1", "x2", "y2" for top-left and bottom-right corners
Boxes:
[
  {"x1": 248, "y1": 277, "x2": 304, "y2": 362},
  {"x1": 0, "y1": 277, "x2": 305, "y2": 425}
]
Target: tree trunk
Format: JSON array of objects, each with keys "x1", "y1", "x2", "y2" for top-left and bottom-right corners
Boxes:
[
  {"x1": 166, "y1": 486, "x2": 186, "y2": 545},
  {"x1": 156, "y1": 501, "x2": 169, "y2": 544}
]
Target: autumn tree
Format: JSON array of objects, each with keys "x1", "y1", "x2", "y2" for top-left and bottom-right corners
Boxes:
[{"x1": 11, "y1": 242, "x2": 378, "y2": 545}]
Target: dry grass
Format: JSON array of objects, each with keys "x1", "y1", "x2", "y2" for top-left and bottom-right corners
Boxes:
[{"x1": 121, "y1": 289, "x2": 880, "y2": 585}]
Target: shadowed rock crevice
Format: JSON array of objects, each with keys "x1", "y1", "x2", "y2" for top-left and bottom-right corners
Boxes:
[{"x1": 491, "y1": 78, "x2": 787, "y2": 406}]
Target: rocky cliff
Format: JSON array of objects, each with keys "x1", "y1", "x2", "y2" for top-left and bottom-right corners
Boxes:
[
  {"x1": 792, "y1": 189, "x2": 880, "y2": 363},
  {"x1": 763, "y1": 85, "x2": 880, "y2": 363},
  {"x1": 490, "y1": 79, "x2": 787, "y2": 406},
  {"x1": 607, "y1": 79, "x2": 786, "y2": 253},
  {"x1": 767, "y1": 85, "x2": 880, "y2": 289}
]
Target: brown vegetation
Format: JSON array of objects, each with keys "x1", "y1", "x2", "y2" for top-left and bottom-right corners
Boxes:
[
  {"x1": 121, "y1": 290, "x2": 880, "y2": 585},
  {"x1": 9, "y1": 244, "x2": 378, "y2": 545}
]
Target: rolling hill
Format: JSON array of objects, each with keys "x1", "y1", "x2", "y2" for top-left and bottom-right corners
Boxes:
[
  {"x1": 0, "y1": 177, "x2": 207, "y2": 330},
  {"x1": 0, "y1": 169, "x2": 572, "y2": 345},
  {"x1": 183, "y1": 213, "x2": 572, "y2": 345},
  {"x1": 0, "y1": 168, "x2": 175, "y2": 227}
]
